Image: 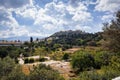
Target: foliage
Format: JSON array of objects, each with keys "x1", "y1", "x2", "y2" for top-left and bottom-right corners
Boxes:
[
  {"x1": 102, "y1": 11, "x2": 120, "y2": 53},
  {"x1": 24, "y1": 58, "x2": 34, "y2": 63},
  {"x1": 0, "y1": 47, "x2": 8, "y2": 58},
  {"x1": 34, "y1": 47, "x2": 48, "y2": 56},
  {"x1": 30, "y1": 64, "x2": 64, "y2": 80},
  {"x1": 110, "y1": 55, "x2": 120, "y2": 70},
  {"x1": 79, "y1": 71, "x2": 100, "y2": 80},
  {"x1": 79, "y1": 67, "x2": 120, "y2": 80},
  {"x1": 100, "y1": 66, "x2": 120, "y2": 80},
  {"x1": 30, "y1": 37, "x2": 33, "y2": 43},
  {"x1": 62, "y1": 53, "x2": 69, "y2": 60},
  {"x1": 24, "y1": 58, "x2": 29, "y2": 63},
  {"x1": 0, "y1": 46, "x2": 30, "y2": 60},
  {"x1": 71, "y1": 51, "x2": 94, "y2": 73},
  {"x1": 6, "y1": 65, "x2": 29, "y2": 80},
  {"x1": 36, "y1": 30, "x2": 102, "y2": 51},
  {"x1": 49, "y1": 30, "x2": 102, "y2": 47},
  {"x1": 94, "y1": 51, "x2": 112, "y2": 69},
  {"x1": 39, "y1": 57, "x2": 47, "y2": 62},
  {"x1": 0, "y1": 57, "x2": 64, "y2": 80},
  {"x1": 50, "y1": 51, "x2": 64, "y2": 60},
  {"x1": 0, "y1": 56, "x2": 16, "y2": 79},
  {"x1": 29, "y1": 58, "x2": 34, "y2": 63}
]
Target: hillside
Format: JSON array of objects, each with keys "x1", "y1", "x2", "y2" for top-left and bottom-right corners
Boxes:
[{"x1": 48, "y1": 30, "x2": 102, "y2": 46}]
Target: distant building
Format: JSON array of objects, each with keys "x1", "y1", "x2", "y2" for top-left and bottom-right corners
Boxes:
[{"x1": 0, "y1": 42, "x2": 23, "y2": 46}]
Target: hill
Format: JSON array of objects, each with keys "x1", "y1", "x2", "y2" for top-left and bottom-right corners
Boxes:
[{"x1": 40, "y1": 30, "x2": 103, "y2": 51}]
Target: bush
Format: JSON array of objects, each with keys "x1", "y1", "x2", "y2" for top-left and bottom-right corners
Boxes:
[
  {"x1": 24, "y1": 58, "x2": 29, "y2": 63},
  {"x1": 6, "y1": 65, "x2": 29, "y2": 80},
  {"x1": 62, "y1": 53, "x2": 69, "y2": 60},
  {"x1": 30, "y1": 64, "x2": 64, "y2": 80},
  {"x1": 24, "y1": 58, "x2": 34, "y2": 63},
  {"x1": 94, "y1": 51, "x2": 112, "y2": 69},
  {"x1": 71, "y1": 51, "x2": 94, "y2": 73},
  {"x1": 0, "y1": 57, "x2": 16, "y2": 79},
  {"x1": 100, "y1": 66, "x2": 120, "y2": 80},
  {"x1": 110, "y1": 56, "x2": 120, "y2": 70},
  {"x1": 79, "y1": 71, "x2": 100, "y2": 80},
  {"x1": 39, "y1": 57, "x2": 47, "y2": 62},
  {"x1": 29, "y1": 58, "x2": 34, "y2": 63}
]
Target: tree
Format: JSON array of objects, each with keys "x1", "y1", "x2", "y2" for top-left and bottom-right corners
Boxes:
[
  {"x1": 62, "y1": 53, "x2": 69, "y2": 60},
  {"x1": 6, "y1": 65, "x2": 29, "y2": 80},
  {"x1": 103, "y1": 11, "x2": 120, "y2": 53},
  {"x1": 36, "y1": 38, "x2": 39, "y2": 41},
  {"x1": 0, "y1": 47, "x2": 8, "y2": 58},
  {"x1": 71, "y1": 51, "x2": 94, "y2": 73},
  {"x1": 94, "y1": 51, "x2": 112, "y2": 69},
  {"x1": 0, "y1": 57, "x2": 16, "y2": 79},
  {"x1": 30, "y1": 37, "x2": 33, "y2": 43}
]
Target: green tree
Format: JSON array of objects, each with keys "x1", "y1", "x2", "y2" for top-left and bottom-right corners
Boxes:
[
  {"x1": 71, "y1": 51, "x2": 94, "y2": 73},
  {"x1": 0, "y1": 57, "x2": 16, "y2": 79},
  {"x1": 62, "y1": 53, "x2": 69, "y2": 60},
  {"x1": 6, "y1": 65, "x2": 29, "y2": 80},
  {"x1": 94, "y1": 51, "x2": 112, "y2": 69},
  {"x1": 103, "y1": 11, "x2": 120, "y2": 53},
  {"x1": 30, "y1": 37, "x2": 33, "y2": 43}
]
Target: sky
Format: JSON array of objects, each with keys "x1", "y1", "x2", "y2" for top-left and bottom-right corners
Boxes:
[{"x1": 0, "y1": 0, "x2": 120, "y2": 40}]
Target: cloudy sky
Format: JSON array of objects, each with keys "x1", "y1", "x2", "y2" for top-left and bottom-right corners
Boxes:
[{"x1": 0, "y1": 0, "x2": 120, "y2": 39}]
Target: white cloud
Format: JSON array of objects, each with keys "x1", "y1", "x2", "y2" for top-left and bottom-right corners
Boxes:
[
  {"x1": 34, "y1": 8, "x2": 58, "y2": 25},
  {"x1": 95, "y1": 0, "x2": 120, "y2": 12},
  {"x1": 15, "y1": 7, "x2": 37, "y2": 19},
  {"x1": 42, "y1": 24, "x2": 55, "y2": 30},
  {"x1": 67, "y1": 2, "x2": 87, "y2": 14},
  {"x1": 0, "y1": 0, "x2": 110, "y2": 39},
  {"x1": 72, "y1": 11, "x2": 92, "y2": 22},
  {"x1": 0, "y1": 0, "x2": 30, "y2": 9},
  {"x1": 101, "y1": 14, "x2": 114, "y2": 22},
  {"x1": 75, "y1": 25, "x2": 92, "y2": 32}
]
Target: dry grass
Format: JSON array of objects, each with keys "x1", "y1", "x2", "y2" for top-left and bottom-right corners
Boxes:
[
  {"x1": 64, "y1": 48, "x2": 80, "y2": 53},
  {"x1": 22, "y1": 61, "x2": 75, "y2": 80}
]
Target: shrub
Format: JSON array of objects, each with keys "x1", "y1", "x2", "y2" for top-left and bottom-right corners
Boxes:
[
  {"x1": 62, "y1": 53, "x2": 69, "y2": 60},
  {"x1": 110, "y1": 56, "x2": 120, "y2": 70},
  {"x1": 6, "y1": 65, "x2": 29, "y2": 80},
  {"x1": 39, "y1": 57, "x2": 47, "y2": 62},
  {"x1": 100, "y1": 66, "x2": 120, "y2": 80},
  {"x1": 29, "y1": 58, "x2": 34, "y2": 63},
  {"x1": 94, "y1": 51, "x2": 112, "y2": 69},
  {"x1": 24, "y1": 58, "x2": 29, "y2": 63},
  {"x1": 24, "y1": 58, "x2": 35, "y2": 63},
  {"x1": 0, "y1": 57, "x2": 16, "y2": 79},
  {"x1": 79, "y1": 71, "x2": 100, "y2": 80},
  {"x1": 71, "y1": 51, "x2": 94, "y2": 73},
  {"x1": 30, "y1": 64, "x2": 64, "y2": 80}
]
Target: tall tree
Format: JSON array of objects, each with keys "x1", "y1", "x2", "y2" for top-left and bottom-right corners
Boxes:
[
  {"x1": 30, "y1": 37, "x2": 33, "y2": 43},
  {"x1": 103, "y1": 11, "x2": 120, "y2": 53}
]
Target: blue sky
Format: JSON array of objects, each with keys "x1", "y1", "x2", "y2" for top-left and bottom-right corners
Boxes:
[{"x1": 0, "y1": 0, "x2": 120, "y2": 39}]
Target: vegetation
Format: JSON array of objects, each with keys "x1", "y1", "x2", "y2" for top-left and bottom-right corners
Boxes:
[
  {"x1": 62, "y1": 53, "x2": 69, "y2": 61},
  {"x1": 0, "y1": 10, "x2": 120, "y2": 80},
  {"x1": 102, "y1": 11, "x2": 120, "y2": 53},
  {"x1": 71, "y1": 51, "x2": 94, "y2": 73},
  {"x1": 30, "y1": 64, "x2": 64, "y2": 80},
  {"x1": 0, "y1": 57, "x2": 64, "y2": 80},
  {"x1": 45, "y1": 30, "x2": 102, "y2": 51}
]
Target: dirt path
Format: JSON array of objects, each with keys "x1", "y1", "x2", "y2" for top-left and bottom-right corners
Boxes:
[{"x1": 64, "y1": 47, "x2": 80, "y2": 53}]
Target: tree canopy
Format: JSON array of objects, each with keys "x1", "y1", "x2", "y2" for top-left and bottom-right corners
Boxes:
[{"x1": 103, "y1": 11, "x2": 120, "y2": 53}]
